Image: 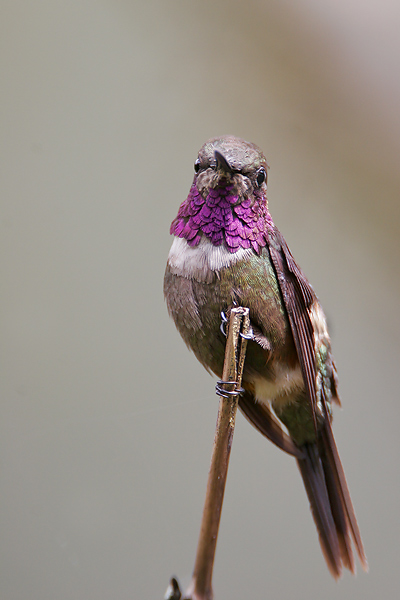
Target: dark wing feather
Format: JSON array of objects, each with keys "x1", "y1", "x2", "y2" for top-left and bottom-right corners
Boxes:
[{"x1": 267, "y1": 226, "x2": 319, "y2": 427}]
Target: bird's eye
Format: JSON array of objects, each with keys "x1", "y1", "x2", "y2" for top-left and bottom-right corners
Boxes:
[
  {"x1": 256, "y1": 168, "x2": 267, "y2": 187},
  {"x1": 194, "y1": 158, "x2": 201, "y2": 173}
]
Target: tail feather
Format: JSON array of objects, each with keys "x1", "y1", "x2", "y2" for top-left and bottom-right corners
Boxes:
[
  {"x1": 297, "y1": 443, "x2": 342, "y2": 578},
  {"x1": 320, "y1": 418, "x2": 368, "y2": 572},
  {"x1": 318, "y1": 432, "x2": 355, "y2": 573},
  {"x1": 297, "y1": 424, "x2": 368, "y2": 578}
]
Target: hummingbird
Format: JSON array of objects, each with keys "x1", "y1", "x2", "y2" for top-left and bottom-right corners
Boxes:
[{"x1": 164, "y1": 135, "x2": 368, "y2": 578}]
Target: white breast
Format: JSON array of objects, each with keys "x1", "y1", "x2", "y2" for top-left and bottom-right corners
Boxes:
[{"x1": 167, "y1": 236, "x2": 254, "y2": 282}]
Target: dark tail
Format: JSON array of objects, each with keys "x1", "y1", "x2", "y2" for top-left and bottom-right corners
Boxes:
[{"x1": 297, "y1": 420, "x2": 368, "y2": 578}]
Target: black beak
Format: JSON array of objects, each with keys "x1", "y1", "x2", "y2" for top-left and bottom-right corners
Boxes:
[{"x1": 214, "y1": 150, "x2": 233, "y2": 173}]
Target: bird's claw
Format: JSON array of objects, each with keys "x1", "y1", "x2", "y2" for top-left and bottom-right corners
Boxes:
[
  {"x1": 240, "y1": 328, "x2": 254, "y2": 340},
  {"x1": 220, "y1": 311, "x2": 228, "y2": 337}
]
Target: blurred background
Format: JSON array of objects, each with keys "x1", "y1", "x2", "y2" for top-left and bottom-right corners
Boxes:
[{"x1": 1, "y1": 1, "x2": 399, "y2": 598}]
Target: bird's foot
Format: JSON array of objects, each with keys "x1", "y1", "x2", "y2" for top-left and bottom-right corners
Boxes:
[{"x1": 220, "y1": 310, "x2": 254, "y2": 340}]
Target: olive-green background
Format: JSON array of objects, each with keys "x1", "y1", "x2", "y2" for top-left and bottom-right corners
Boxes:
[{"x1": 1, "y1": 1, "x2": 399, "y2": 598}]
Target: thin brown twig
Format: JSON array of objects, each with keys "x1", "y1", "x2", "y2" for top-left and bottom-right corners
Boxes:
[{"x1": 181, "y1": 307, "x2": 251, "y2": 600}]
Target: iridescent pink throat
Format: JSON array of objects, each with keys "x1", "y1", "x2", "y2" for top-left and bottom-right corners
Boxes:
[{"x1": 170, "y1": 182, "x2": 273, "y2": 254}]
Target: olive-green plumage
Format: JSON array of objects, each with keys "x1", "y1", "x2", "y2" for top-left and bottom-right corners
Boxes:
[{"x1": 166, "y1": 248, "x2": 287, "y2": 375}]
